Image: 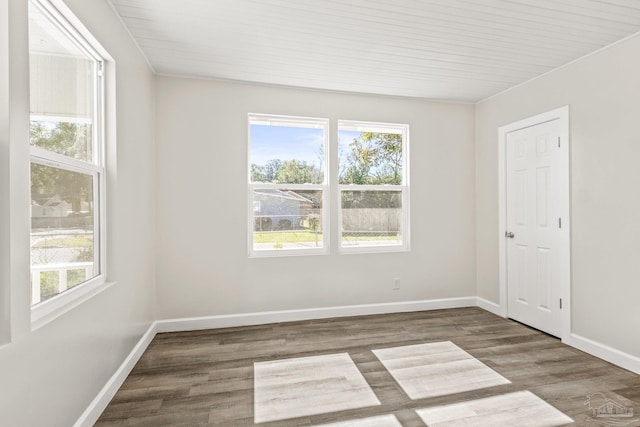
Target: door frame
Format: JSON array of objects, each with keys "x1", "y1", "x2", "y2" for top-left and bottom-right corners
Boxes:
[{"x1": 498, "y1": 106, "x2": 571, "y2": 341}]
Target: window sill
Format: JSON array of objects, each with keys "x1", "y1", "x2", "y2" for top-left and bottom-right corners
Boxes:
[
  {"x1": 249, "y1": 247, "x2": 328, "y2": 258},
  {"x1": 31, "y1": 277, "x2": 114, "y2": 330},
  {"x1": 339, "y1": 244, "x2": 410, "y2": 255}
]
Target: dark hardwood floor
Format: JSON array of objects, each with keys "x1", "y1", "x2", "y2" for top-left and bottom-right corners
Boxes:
[{"x1": 96, "y1": 308, "x2": 640, "y2": 426}]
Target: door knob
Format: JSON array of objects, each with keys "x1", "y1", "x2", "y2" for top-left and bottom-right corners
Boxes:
[{"x1": 505, "y1": 231, "x2": 515, "y2": 239}]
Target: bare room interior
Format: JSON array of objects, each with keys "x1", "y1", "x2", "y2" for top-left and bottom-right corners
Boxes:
[{"x1": 2, "y1": 0, "x2": 640, "y2": 426}]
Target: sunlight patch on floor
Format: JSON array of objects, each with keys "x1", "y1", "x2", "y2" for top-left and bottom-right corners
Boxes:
[
  {"x1": 254, "y1": 352, "x2": 380, "y2": 423},
  {"x1": 373, "y1": 341, "x2": 510, "y2": 399},
  {"x1": 416, "y1": 390, "x2": 573, "y2": 426}
]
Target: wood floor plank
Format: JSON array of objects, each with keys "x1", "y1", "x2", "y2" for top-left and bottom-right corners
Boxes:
[{"x1": 96, "y1": 308, "x2": 640, "y2": 426}]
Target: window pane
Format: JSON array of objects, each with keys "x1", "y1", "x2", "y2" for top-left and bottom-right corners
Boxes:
[
  {"x1": 249, "y1": 120, "x2": 325, "y2": 184},
  {"x1": 30, "y1": 163, "x2": 97, "y2": 304},
  {"x1": 30, "y1": 120, "x2": 93, "y2": 161},
  {"x1": 341, "y1": 190, "x2": 403, "y2": 248},
  {"x1": 252, "y1": 189, "x2": 323, "y2": 251},
  {"x1": 28, "y1": 1, "x2": 95, "y2": 162},
  {"x1": 338, "y1": 128, "x2": 403, "y2": 185}
]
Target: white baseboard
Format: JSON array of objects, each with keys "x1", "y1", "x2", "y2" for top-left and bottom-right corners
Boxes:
[
  {"x1": 73, "y1": 322, "x2": 158, "y2": 427},
  {"x1": 73, "y1": 297, "x2": 476, "y2": 426},
  {"x1": 566, "y1": 333, "x2": 640, "y2": 375},
  {"x1": 474, "y1": 299, "x2": 640, "y2": 376},
  {"x1": 156, "y1": 297, "x2": 478, "y2": 333},
  {"x1": 74, "y1": 297, "x2": 640, "y2": 427},
  {"x1": 475, "y1": 297, "x2": 504, "y2": 317}
]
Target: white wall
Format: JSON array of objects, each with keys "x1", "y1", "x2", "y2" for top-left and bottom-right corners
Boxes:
[
  {"x1": 476, "y1": 34, "x2": 640, "y2": 358},
  {"x1": 3, "y1": 0, "x2": 639, "y2": 421},
  {"x1": 0, "y1": 0, "x2": 156, "y2": 426},
  {"x1": 0, "y1": 0, "x2": 11, "y2": 344},
  {"x1": 155, "y1": 77, "x2": 476, "y2": 319},
  {"x1": 2, "y1": 0, "x2": 638, "y2": 421}
]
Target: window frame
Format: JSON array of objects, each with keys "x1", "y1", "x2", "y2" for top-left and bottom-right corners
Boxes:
[
  {"x1": 337, "y1": 120, "x2": 410, "y2": 254},
  {"x1": 247, "y1": 113, "x2": 330, "y2": 257},
  {"x1": 28, "y1": 0, "x2": 108, "y2": 328}
]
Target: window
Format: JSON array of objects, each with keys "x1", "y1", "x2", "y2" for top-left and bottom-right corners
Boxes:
[
  {"x1": 248, "y1": 114, "x2": 328, "y2": 256},
  {"x1": 338, "y1": 121, "x2": 409, "y2": 252},
  {"x1": 248, "y1": 116, "x2": 409, "y2": 256},
  {"x1": 28, "y1": 0, "x2": 106, "y2": 310}
]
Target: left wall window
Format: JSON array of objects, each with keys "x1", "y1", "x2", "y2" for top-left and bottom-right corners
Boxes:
[{"x1": 28, "y1": 0, "x2": 105, "y2": 307}]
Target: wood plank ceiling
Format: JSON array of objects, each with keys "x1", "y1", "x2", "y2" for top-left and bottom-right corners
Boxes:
[{"x1": 109, "y1": 0, "x2": 640, "y2": 102}]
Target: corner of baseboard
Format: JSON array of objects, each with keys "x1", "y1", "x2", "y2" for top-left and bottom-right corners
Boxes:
[
  {"x1": 73, "y1": 321, "x2": 158, "y2": 427},
  {"x1": 565, "y1": 333, "x2": 640, "y2": 376},
  {"x1": 474, "y1": 299, "x2": 640, "y2": 376},
  {"x1": 475, "y1": 297, "x2": 504, "y2": 317}
]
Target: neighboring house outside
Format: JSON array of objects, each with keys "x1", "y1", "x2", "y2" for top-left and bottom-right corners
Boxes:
[
  {"x1": 31, "y1": 194, "x2": 73, "y2": 218},
  {"x1": 253, "y1": 189, "x2": 314, "y2": 231},
  {"x1": 31, "y1": 194, "x2": 92, "y2": 230}
]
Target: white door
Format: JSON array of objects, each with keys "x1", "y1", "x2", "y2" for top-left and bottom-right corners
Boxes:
[{"x1": 505, "y1": 119, "x2": 564, "y2": 337}]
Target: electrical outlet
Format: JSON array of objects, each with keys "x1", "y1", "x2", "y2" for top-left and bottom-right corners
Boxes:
[{"x1": 393, "y1": 278, "x2": 400, "y2": 290}]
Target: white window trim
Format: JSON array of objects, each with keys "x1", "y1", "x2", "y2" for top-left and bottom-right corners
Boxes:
[
  {"x1": 0, "y1": 0, "x2": 11, "y2": 345},
  {"x1": 29, "y1": 0, "x2": 109, "y2": 329},
  {"x1": 248, "y1": 114, "x2": 330, "y2": 257},
  {"x1": 337, "y1": 120, "x2": 410, "y2": 254}
]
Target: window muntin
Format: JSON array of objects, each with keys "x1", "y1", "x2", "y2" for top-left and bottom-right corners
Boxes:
[
  {"x1": 338, "y1": 121, "x2": 409, "y2": 252},
  {"x1": 249, "y1": 115, "x2": 328, "y2": 255},
  {"x1": 28, "y1": 0, "x2": 105, "y2": 306}
]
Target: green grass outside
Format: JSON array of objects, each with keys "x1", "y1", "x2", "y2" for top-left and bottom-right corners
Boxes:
[
  {"x1": 342, "y1": 234, "x2": 398, "y2": 242},
  {"x1": 254, "y1": 231, "x2": 323, "y2": 243},
  {"x1": 33, "y1": 235, "x2": 93, "y2": 248}
]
